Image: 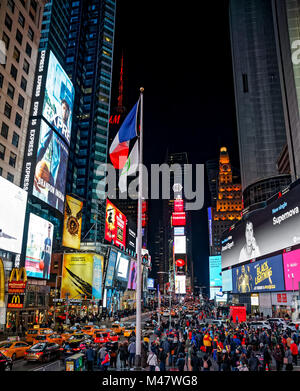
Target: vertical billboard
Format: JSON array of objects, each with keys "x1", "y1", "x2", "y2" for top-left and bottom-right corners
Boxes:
[
  {"x1": 114, "y1": 252, "x2": 130, "y2": 285},
  {"x1": 174, "y1": 198, "x2": 184, "y2": 212},
  {"x1": 283, "y1": 249, "x2": 300, "y2": 291},
  {"x1": 175, "y1": 275, "x2": 186, "y2": 294},
  {"x1": 174, "y1": 236, "x2": 186, "y2": 254},
  {"x1": 105, "y1": 249, "x2": 117, "y2": 288},
  {"x1": 0, "y1": 177, "x2": 28, "y2": 253},
  {"x1": 126, "y1": 218, "x2": 137, "y2": 254},
  {"x1": 105, "y1": 199, "x2": 127, "y2": 247},
  {"x1": 171, "y1": 212, "x2": 186, "y2": 226},
  {"x1": 209, "y1": 256, "x2": 222, "y2": 287},
  {"x1": 61, "y1": 253, "x2": 103, "y2": 299},
  {"x1": 222, "y1": 268, "x2": 233, "y2": 292},
  {"x1": 25, "y1": 214, "x2": 54, "y2": 279},
  {"x1": 62, "y1": 195, "x2": 83, "y2": 249},
  {"x1": 127, "y1": 259, "x2": 137, "y2": 290},
  {"x1": 147, "y1": 278, "x2": 155, "y2": 290},
  {"x1": 175, "y1": 254, "x2": 186, "y2": 275}
]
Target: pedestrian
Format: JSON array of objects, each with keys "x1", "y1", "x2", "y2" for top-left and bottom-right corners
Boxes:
[
  {"x1": 147, "y1": 349, "x2": 159, "y2": 371},
  {"x1": 128, "y1": 339, "x2": 136, "y2": 368},
  {"x1": 200, "y1": 354, "x2": 212, "y2": 371},
  {"x1": 100, "y1": 348, "x2": 110, "y2": 371},
  {"x1": 284, "y1": 346, "x2": 293, "y2": 371},
  {"x1": 118, "y1": 342, "x2": 128, "y2": 369},
  {"x1": 158, "y1": 346, "x2": 167, "y2": 371},
  {"x1": 110, "y1": 342, "x2": 118, "y2": 369},
  {"x1": 290, "y1": 340, "x2": 298, "y2": 366},
  {"x1": 176, "y1": 352, "x2": 186, "y2": 371},
  {"x1": 85, "y1": 344, "x2": 95, "y2": 371},
  {"x1": 191, "y1": 350, "x2": 200, "y2": 371},
  {"x1": 273, "y1": 344, "x2": 283, "y2": 371}
]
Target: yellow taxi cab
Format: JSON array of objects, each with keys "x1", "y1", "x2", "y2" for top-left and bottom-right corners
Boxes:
[
  {"x1": 32, "y1": 333, "x2": 64, "y2": 346},
  {"x1": 60, "y1": 329, "x2": 76, "y2": 342},
  {"x1": 25, "y1": 327, "x2": 41, "y2": 344},
  {"x1": 111, "y1": 322, "x2": 125, "y2": 335},
  {"x1": 123, "y1": 325, "x2": 136, "y2": 338},
  {"x1": 0, "y1": 340, "x2": 30, "y2": 360},
  {"x1": 81, "y1": 325, "x2": 100, "y2": 336}
]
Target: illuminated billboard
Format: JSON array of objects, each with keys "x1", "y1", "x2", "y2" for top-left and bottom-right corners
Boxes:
[
  {"x1": 115, "y1": 252, "x2": 130, "y2": 282},
  {"x1": 127, "y1": 259, "x2": 137, "y2": 290},
  {"x1": 283, "y1": 249, "x2": 300, "y2": 291},
  {"x1": 62, "y1": 195, "x2": 83, "y2": 249},
  {"x1": 126, "y1": 218, "x2": 136, "y2": 254},
  {"x1": 222, "y1": 269, "x2": 233, "y2": 292},
  {"x1": 61, "y1": 253, "x2": 103, "y2": 299},
  {"x1": 210, "y1": 287, "x2": 227, "y2": 302},
  {"x1": 175, "y1": 275, "x2": 186, "y2": 294},
  {"x1": 232, "y1": 254, "x2": 284, "y2": 293},
  {"x1": 105, "y1": 199, "x2": 127, "y2": 247},
  {"x1": 174, "y1": 236, "x2": 186, "y2": 254},
  {"x1": 147, "y1": 278, "x2": 155, "y2": 290},
  {"x1": 175, "y1": 254, "x2": 186, "y2": 274},
  {"x1": 221, "y1": 184, "x2": 300, "y2": 269},
  {"x1": 0, "y1": 177, "x2": 27, "y2": 254},
  {"x1": 171, "y1": 212, "x2": 186, "y2": 226},
  {"x1": 174, "y1": 227, "x2": 185, "y2": 236},
  {"x1": 105, "y1": 249, "x2": 117, "y2": 288},
  {"x1": 25, "y1": 213, "x2": 54, "y2": 279},
  {"x1": 174, "y1": 199, "x2": 184, "y2": 212},
  {"x1": 209, "y1": 256, "x2": 222, "y2": 287}
]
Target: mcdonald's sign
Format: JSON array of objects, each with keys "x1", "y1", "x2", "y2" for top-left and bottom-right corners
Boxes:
[
  {"x1": 8, "y1": 267, "x2": 27, "y2": 294},
  {"x1": 7, "y1": 294, "x2": 24, "y2": 309}
]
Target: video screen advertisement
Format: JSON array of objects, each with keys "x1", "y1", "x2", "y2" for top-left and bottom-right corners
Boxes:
[
  {"x1": 147, "y1": 278, "x2": 155, "y2": 290},
  {"x1": 62, "y1": 195, "x2": 83, "y2": 249},
  {"x1": 126, "y1": 218, "x2": 137, "y2": 254},
  {"x1": 61, "y1": 253, "x2": 104, "y2": 300},
  {"x1": 222, "y1": 268, "x2": 233, "y2": 292},
  {"x1": 221, "y1": 184, "x2": 300, "y2": 269},
  {"x1": 21, "y1": 50, "x2": 75, "y2": 214},
  {"x1": 175, "y1": 275, "x2": 186, "y2": 294},
  {"x1": 232, "y1": 254, "x2": 285, "y2": 294},
  {"x1": 0, "y1": 177, "x2": 28, "y2": 254},
  {"x1": 283, "y1": 249, "x2": 300, "y2": 291},
  {"x1": 105, "y1": 199, "x2": 127, "y2": 247},
  {"x1": 127, "y1": 259, "x2": 137, "y2": 290},
  {"x1": 105, "y1": 249, "x2": 118, "y2": 288},
  {"x1": 175, "y1": 253, "x2": 186, "y2": 275},
  {"x1": 209, "y1": 256, "x2": 222, "y2": 287},
  {"x1": 25, "y1": 213, "x2": 54, "y2": 279},
  {"x1": 114, "y1": 252, "x2": 130, "y2": 288}
]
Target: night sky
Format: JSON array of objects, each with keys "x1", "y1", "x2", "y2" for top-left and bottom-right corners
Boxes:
[{"x1": 111, "y1": 0, "x2": 240, "y2": 292}]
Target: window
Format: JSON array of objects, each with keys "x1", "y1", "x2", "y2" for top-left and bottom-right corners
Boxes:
[
  {"x1": 23, "y1": 59, "x2": 30, "y2": 74},
  {"x1": 18, "y1": 12, "x2": 25, "y2": 27},
  {"x1": 2, "y1": 32, "x2": 10, "y2": 50},
  {"x1": 30, "y1": 0, "x2": 37, "y2": 11},
  {"x1": 242, "y1": 74, "x2": 249, "y2": 93},
  {"x1": 7, "y1": 172, "x2": 14, "y2": 182},
  {"x1": 0, "y1": 73, "x2": 3, "y2": 89},
  {"x1": 7, "y1": 83, "x2": 15, "y2": 99},
  {"x1": 10, "y1": 64, "x2": 17, "y2": 80},
  {"x1": 17, "y1": 94, "x2": 25, "y2": 109},
  {"x1": 28, "y1": 26, "x2": 34, "y2": 41},
  {"x1": 0, "y1": 144, "x2": 6, "y2": 160},
  {"x1": 1, "y1": 122, "x2": 9, "y2": 139},
  {"x1": 13, "y1": 46, "x2": 20, "y2": 63},
  {"x1": 5, "y1": 14, "x2": 12, "y2": 31},
  {"x1": 15, "y1": 112, "x2": 22, "y2": 128},
  {"x1": 4, "y1": 102, "x2": 12, "y2": 118},
  {"x1": 7, "y1": 0, "x2": 15, "y2": 13},
  {"x1": 25, "y1": 43, "x2": 32, "y2": 57},
  {"x1": 12, "y1": 132, "x2": 19, "y2": 147},
  {"x1": 9, "y1": 152, "x2": 17, "y2": 168},
  {"x1": 20, "y1": 76, "x2": 27, "y2": 91},
  {"x1": 16, "y1": 29, "x2": 23, "y2": 45}
]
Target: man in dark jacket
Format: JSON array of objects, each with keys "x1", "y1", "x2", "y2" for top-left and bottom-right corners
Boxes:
[
  {"x1": 176, "y1": 352, "x2": 186, "y2": 371},
  {"x1": 85, "y1": 345, "x2": 95, "y2": 371},
  {"x1": 158, "y1": 346, "x2": 167, "y2": 371},
  {"x1": 248, "y1": 352, "x2": 259, "y2": 371}
]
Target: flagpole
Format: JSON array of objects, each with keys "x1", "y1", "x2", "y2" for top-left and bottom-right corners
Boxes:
[{"x1": 135, "y1": 87, "x2": 144, "y2": 370}]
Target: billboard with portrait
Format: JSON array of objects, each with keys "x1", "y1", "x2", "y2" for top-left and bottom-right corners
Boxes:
[
  {"x1": 283, "y1": 249, "x2": 300, "y2": 291},
  {"x1": 127, "y1": 259, "x2": 137, "y2": 290},
  {"x1": 105, "y1": 199, "x2": 127, "y2": 247},
  {"x1": 222, "y1": 269, "x2": 233, "y2": 292},
  {"x1": 25, "y1": 214, "x2": 54, "y2": 279},
  {"x1": 0, "y1": 177, "x2": 27, "y2": 254},
  {"x1": 209, "y1": 256, "x2": 222, "y2": 287},
  {"x1": 62, "y1": 195, "x2": 83, "y2": 249},
  {"x1": 232, "y1": 254, "x2": 284, "y2": 293},
  {"x1": 221, "y1": 184, "x2": 300, "y2": 269},
  {"x1": 105, "y1": 249, "x2": 117, "y2": 288}
]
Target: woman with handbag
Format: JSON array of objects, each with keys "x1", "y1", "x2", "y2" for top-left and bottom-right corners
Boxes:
[
  {"x1": 284, "y1": 347, "x2": 293, "y2": 371},
  {"x1": 147, "y1": 349, "x2": 158, "y2": 371}
]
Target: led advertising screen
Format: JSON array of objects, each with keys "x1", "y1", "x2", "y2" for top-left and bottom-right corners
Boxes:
[
  {"x1": 42, "y1": 51, "x2": 74, "y2": 147},
  {"x1": 0, "y1": 177, "x2": 27, "y2": 253},
  {"x1": 126, "y1": 218, "x2": 136, "y2": 254},
  {"x1": 32, "y1": 118, "x2": 69, "y2": 213},
  {"x1": 61, "y1": 253, "x2": 102, "y2": 299},
  {"x1": 175, "y1": 275, "x2": 186, "y2": 294},
  {"x1": 209, "y1": 256, "x2": 222, "y2": 287},
  {"x1": 171, "y1": 212, "x2": 186, "y2": 226},
  {"x1": 174, "y1": 227, "x2": 185, "y2": 236},
  {"x1": 222, "y1": 269, "x2": 233, "y2": 291},
  {"x1": 105, "y1": 249, "x2": 117, "y2": 288},
  {"x1": 210, "y1": 287, "x2": 227, "y2": 302},
  {"x1": 142, "y1": 265, "x2": 149, "y2": 292},
  {"x1": 232, "y1": 254, "x2": 284, "y2": 293},
  {"x1": 25, "y1": 213, "x2": 54, "y2": 279},
  {"x1": 127, "y1": 259, "x2": 137, "y2": 290},
  {"x1": 147, "y1": 278, "x2": 155, "y2": 290},
  {"x1": 175, "y1": 254, "x2": 186, "y2": 274},
  {"x1": 221, "y1": 184, "x2": 300, "y2": 269},
  {"x1": 115, "y1": 252, "x2": 130, "y2": 282},
  {"x1": 283, "y1": 249, "x2": 300, "y2": 291},
  {"x1": 174, "y1": 199, "x2": 184, "y2": 212},
  {"x1": 62, "y1": 195, "x2": 83, "y2": 249},
  {"x1": 174, "y1": 236, "x2": 186, "y2": 254},
  {"x1": 105, "y1": 199, "x2": 127, "y2": 247}
]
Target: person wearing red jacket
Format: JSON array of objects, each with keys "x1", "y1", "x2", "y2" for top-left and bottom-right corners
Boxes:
[
  {"x1": 290, "y1": 340, "x2": 298, "y2": 366},
  {"x1": 100, "y1": 349, "x2": 110, "y2": 371}
]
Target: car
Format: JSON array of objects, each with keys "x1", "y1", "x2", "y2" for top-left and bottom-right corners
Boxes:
[
  {"x1": 93, "y1": 332, "x2": 111, "y2": 344},
  {"x1": 60, "y1": 329, "x2": 77, "y2": 342},
  {"x1": 123, "y1": 325, "x2": 136, "y2": 338},
  {"x1": 0, "y1": 340, "x2": 30, "y2": 360},
  {"x1": 62, "y1": 333, "x2": 92, "y2": 354},
  {"x1": 111, "y1": 322, "x2": 125, "y2": 335},
  {"x1": 24, "y1": 342, "x2": 61, "y2": 363},
  {"x1": 249, "y1": 321, "x2": 271, "y2": 330},
  {"x1": 33, "y1": 333, "x2": 64, "y2": 346},
  {"x1": 108, "y1": 332, "x2": 119, "y2": 342},
  {"x1": 81, "y1": 325, "x2": 100, "y2": 336},
  {"x1": 0, "y1": 352, "x2": 13, "y2": 371},
  {"x1": 25, "y1": 328, "x2": 41, "y2": 344},
  {"x1": 267, "y1": 318, "x2": 287, "y2": 327}
]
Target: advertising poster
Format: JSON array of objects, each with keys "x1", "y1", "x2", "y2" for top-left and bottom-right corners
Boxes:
[
  {"x1": 92, "y1": 254, "x2": 103, "y2": 300},
  {"x1": 0, "y1": 177, "x2": 28, "y2": 254},
  {"x1": 283, "y1": 249, "x2": 300, "y2": 291},
  {"x1": 209, "y1": 256, "x2": 222, "y2": 287},
  {"x1": 171, "y1": 212, "x2": 186, "y2": 226},
  {"x1": 127, "y1": 259, "x2": 137, "y2": 290},
  {"x1": 115, "y1": 252, "x2": 130, "y2": 282},
  {"x1": 174, "y1": 236, "x2": 186, "y2": 254},
  {"x1": 62, "y1": 195, "x2": 83, "y2": 249},
  {"x1": 42, "y1": 51, "x2": 74, "y2": 147},
  {"x1": 25, "y1": 214, "x2": 54, "y2": 279},
  {"x1": 61, "y1": 253, "x2": 94, "y2": 299},
  {"x1": 142, "y1": 265, "x2": 149, "y2": 292},
  {"x1": 232, "y1": 254, "x2": 284, "y2": 293},
  {"x1": 174, "y1": 227, "x2": 185, "y2": 236},
  {"x1": 175, "y1": 275, "x2": 186, "y2": 294},
  {"x1": 175, "y1": 254, "x2": 186, "y2": 275},
  {"x1": 105, "y1": 199, "x2": 127, "y2": 247},
  {"x1": 221, "y1": 184, "x2": 300, "y2": 268},
  {"x1": 126, "y1": 218, "x2": 137, "y2": 254},
  {"x1": 222, "y1": 269, "x2": 233, "y2": 291},
  {"x1": 105, "y1": 249, "x2": 117, "y2": 288},
  {"x1": 147, "y1": 278, "x2": 155, "y2": 290}
]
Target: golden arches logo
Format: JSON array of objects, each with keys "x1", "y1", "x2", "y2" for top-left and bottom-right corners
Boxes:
[
  {"x1": 9, "y1": 267, "x2": 27, "y2": 282},
  {"x1": 11, "y1": 295, "x2": 20, "y2": 304}
]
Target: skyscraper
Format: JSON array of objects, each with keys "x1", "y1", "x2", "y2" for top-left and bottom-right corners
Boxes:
[{"x1": 230, "y1": 0, "x2": 291, "y2": 207}]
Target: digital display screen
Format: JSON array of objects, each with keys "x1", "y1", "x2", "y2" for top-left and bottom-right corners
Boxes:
[
  {"x1": 127, "y1": 259, "x2": 137, "y2": 290},
  {"x1": 222, "y1": 269, "x2": 233, "y2": 292},
  {"x1": 115, "y1": 252, "x2": 130, "y2": 281},
  {"x1": 105, "y1": 199, "x2": 127, "y2": 247},
  {"x1": 174, "y1": 236, "x2": 186, "y2": 254},
  {"x1": 283, "y1": 249, "x2": 300, "y2": 291},
  {"x1": 209, "y1": 256, "x2": 222, "y2": 287}
]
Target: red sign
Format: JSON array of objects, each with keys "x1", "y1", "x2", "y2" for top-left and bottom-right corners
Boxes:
[
  {"x1": 105, "y1": 199, "x2": 127, "y2": 247},
  {"x1": 8, "y1": 281, "x2": 27, "y2": 294},
  {"x1": 229, "y1": 306, "x2": 246, "y2": 323},
  {"x1": 142, "y1": 200, "x2": 148, "y2": 227},
  {"x1": 174, "y1": 199, "x2": 184, "y2": 212},
  {"x1": 171, "y1": 212, "x2": 186, "y2": 226},
  {"x1": 176, "y1": 258, "x2": 185, "y2": 267},
  {"x1": 277, "y1": 294, "x2": 282, "y2": 303},
  {"x1": 282, "y1": 293, "x2": 287, "y2": 303}
]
